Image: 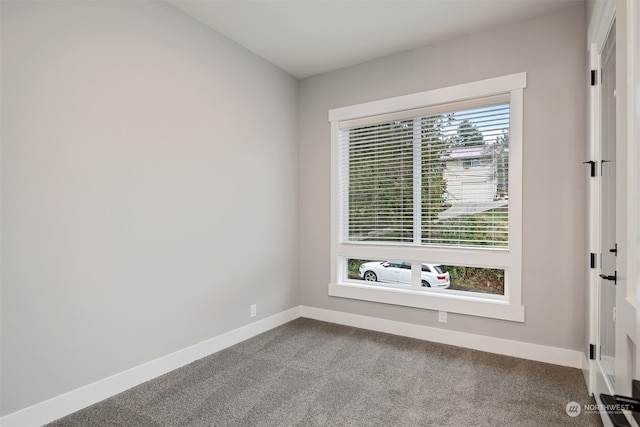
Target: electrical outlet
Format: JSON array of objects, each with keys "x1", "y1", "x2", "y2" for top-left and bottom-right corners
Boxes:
[
  {"x1": 250, "y1": 304, "x2": 257, "y2": 318},
  {"x1": 438, "y1": 311, "x2": 447, "y2": 323}
]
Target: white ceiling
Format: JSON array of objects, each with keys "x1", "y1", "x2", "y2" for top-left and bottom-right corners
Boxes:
[{"x1": 168, "y1": 0, "x2": 583, "y2": 79}]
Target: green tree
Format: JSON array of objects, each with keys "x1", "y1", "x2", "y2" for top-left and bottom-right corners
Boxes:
[
  {"x1": 453, "y1": 119, "x2": 484, "y2": 147},
  {"x1": 348, "y1": 120, "x2": 414, "y2": 242},
  {"x1": 347, "y1": 115, "x2": 450, "y2": 243},
  {"x1": 421, "y1": 114, "x2": 449, "y2": 244}
]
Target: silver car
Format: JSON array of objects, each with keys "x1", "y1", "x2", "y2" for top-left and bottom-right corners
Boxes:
[{"x1": 358, "y1": 261, "x2": 450, "y2": 288}]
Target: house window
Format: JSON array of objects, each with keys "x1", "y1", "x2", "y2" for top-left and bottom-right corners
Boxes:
[
  {"x1": 462, "y1": 159, "x2": 482, "y2": 168},
  {"x1": 329, "y1": 73, "x2": 526, "y2": 322}
]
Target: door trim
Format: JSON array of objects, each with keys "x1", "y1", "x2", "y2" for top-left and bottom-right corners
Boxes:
[
  {"x1": 586, "y1": 0, "x2": 616, "y2": 397},
  {"x1": 588, "y1": 0, "x2": 616, "y2": 52},
  {"x1": 587, "y1": 2, "x2": 640, "y2": 426}
]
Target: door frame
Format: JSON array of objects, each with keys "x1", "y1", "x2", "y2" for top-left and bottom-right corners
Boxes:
[
  {"x1": 586, "y1": 0, "x2": 615, "y2": 398},
  {"x1": 630, "y1": 0, "x2": 640, "y2": 418},
  {"x1": 586, "y1": 1, "x2": 639, "y2": 425}
]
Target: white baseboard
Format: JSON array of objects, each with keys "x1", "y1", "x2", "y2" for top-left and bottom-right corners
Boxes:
[
  {"x1": 1, "y1": 304, "x2": 587, "y2": 426},
  {"x1": 300, "y1": 305, "x2": 584, "y2": 369},
  {"x1": 0, "y1": 307, "x2": 301, "y2": 427}
]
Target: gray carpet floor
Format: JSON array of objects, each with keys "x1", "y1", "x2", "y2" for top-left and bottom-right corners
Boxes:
[{"x1": 48, "y1": 318, "x2": 602, "y2": 426}]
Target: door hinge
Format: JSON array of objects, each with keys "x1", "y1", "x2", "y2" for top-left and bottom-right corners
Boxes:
[
  {"x1": 591, "y1": 69, "x2": 598, "y2": 86},
  {"x1": 583, "y1": 160, "x2": 596, "y2": 177},
  {"x1": 590, "y1": 252, "x2": 596, "y2": 268},
  {"x1": 589, "y1": 343, "x2": 596, "y2": 360}
]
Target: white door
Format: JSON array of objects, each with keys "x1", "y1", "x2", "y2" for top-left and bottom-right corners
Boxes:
[
  {"x1": 379, "y1": 262, "x2": 400, "y2": 283},
  {"x1": 589, "y1": 6, "x2": 640, "y2": 425},
  {"x1": 398, "y1": 262, "x2": 412, "y2": 285},
  {"x1": 597, "y1": 20, "x2": 617, "y2": 400}
]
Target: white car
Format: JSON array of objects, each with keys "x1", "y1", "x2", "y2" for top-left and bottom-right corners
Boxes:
[{"x1": 358, "y1": 261, "x2": 450, "y2": 288}]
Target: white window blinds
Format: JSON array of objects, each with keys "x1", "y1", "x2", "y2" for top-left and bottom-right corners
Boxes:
[{"x1": 339, "y1": 95, "x2": 510, "y2": 249}]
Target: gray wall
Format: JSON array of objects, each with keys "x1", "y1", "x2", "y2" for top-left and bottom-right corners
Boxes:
[
  {"x1": 298, "y1": 4, "x2": 587, "y2": 349},
  {"x1": 1, "y1": 0, "x2": 590, "y2": 418},
  {"x1": 1, "y1": 1, "x2": 298, "y2": 415}
]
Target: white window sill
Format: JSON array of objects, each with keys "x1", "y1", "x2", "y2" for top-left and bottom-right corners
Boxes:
[{"x1": 328, "y1": 281, "x2": 525, "y2": 322}]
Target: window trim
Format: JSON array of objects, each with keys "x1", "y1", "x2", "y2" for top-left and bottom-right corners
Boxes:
[{"x1": 329, "y1": 73, "x2": 526, "y2": 322}]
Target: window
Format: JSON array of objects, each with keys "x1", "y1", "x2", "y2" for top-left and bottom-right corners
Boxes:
[
  {"x1": 462, "y1": 159, "x2": 482, "y2": 169},
  {"x1": 329, "y1": 73, "x2": 526, "y2": 322}
]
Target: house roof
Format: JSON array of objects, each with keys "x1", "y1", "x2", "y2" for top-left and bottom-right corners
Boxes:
[{"x1": 441, "y1": 145, "x2": 493, "y2": 160}]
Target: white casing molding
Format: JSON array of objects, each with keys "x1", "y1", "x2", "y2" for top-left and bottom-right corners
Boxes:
[{"x1": 588, "y1": 0, "x2": 616, "y2": 51}]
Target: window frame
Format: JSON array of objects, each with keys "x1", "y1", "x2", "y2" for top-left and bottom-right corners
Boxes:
[{"x1": 328, "y1": 73, "x2": 526, "y2": 322}]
